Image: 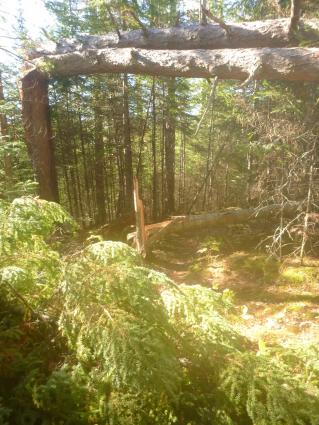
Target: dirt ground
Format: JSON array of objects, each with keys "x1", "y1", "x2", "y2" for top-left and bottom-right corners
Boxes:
[{"x1": 149, "y1": 229, "x2": 319, "y2": 347}]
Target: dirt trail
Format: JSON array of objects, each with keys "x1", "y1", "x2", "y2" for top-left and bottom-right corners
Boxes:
[{"x1": 149, "y1": 232, "x2": 319, "y2": 346}]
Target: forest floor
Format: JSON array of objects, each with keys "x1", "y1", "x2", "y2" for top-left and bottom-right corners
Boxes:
[{"x1": 149, "y1": 226, "x2": 319, "y2": 347}]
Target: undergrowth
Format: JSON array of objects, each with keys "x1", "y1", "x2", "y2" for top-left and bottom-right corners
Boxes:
[{"x1": 0, "y1": 197, "x2": 319, "y2": 424}]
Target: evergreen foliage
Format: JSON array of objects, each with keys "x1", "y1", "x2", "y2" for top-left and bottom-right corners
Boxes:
[{"x1": 1, "y1": 198, "x2": 319, "y2": 424}]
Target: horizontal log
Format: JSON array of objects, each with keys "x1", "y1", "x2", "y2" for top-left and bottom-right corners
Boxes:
[
  {"x1": 28, "y1": 19, "x2": 319, "y2": 58},
  {"x1": 142, "y1": 202, "x2": 301, "y2": 253},
  {"x1": 26, "y1": 47, "x2": 319, "y2": 82}
]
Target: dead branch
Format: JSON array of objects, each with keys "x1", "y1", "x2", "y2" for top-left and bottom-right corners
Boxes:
[
  {"x1": 195, "y1": 76, "x2": 218, "y2": 136},
  {"x1": 201, "y1": 6, "x2": 232, "y2": 37}
]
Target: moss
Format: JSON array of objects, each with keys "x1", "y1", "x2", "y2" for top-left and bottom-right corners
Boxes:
[
  {"x1": 228, "y1": 252, "x2": 279, "y2": 283},
  {"x1": 280, "y1": 266, "x2": 319, "y2": 285}
]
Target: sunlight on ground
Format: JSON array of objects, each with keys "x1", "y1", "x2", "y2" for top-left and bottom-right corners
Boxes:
[{"x1": 152, "y1": 232, "x2": 319, "y2": 348}]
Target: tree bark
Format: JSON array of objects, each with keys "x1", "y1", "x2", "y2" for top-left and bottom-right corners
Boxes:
[
  {"x1": 29, "y1": 47, "x2": 319, "y2": 83},
  {"x1": 151, "y1": 78, "x2": 158, "y2": 222},
  {"x1": 164, "y1": 77, "x2": 176, "y2": 216},
  {"x1": 29, "y1": 18, "x2": 319, "y2": 57},
  {"x1": 21, "y1": 70, "x2": 59, "y2": 201}
]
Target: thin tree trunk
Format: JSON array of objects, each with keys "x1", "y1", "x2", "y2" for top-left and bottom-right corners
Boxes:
[
  {"x1": 79, "y1": 111, "x2": 93, "y2": 221},
  {"x1": 122, "y1": 73, "x2": 134, "y2": 212},
  {"x1": 66, "y1": 91, "x2": 80, "y2": 217},
  {"x1": 164, "y1": 77, "x2": 176, "y2": 216},
  {"x1": 55, "y1": 109, "x2": 73, "y2": 214},
  {"x1": 160, "y1": 82, "x2": 165, "y2": 217},
  {"x1": 300, "y1": 150, "x2": 315, "y2": 262},
  {"x1": 136, "y1": 90, "x2": 152, "y2": 178},
  {"x1": 94, "y1": 90, "x2": 107, "y2": 225},
  {"x1": 151, "y1": 78, "x2": 158, "y2": 222}
]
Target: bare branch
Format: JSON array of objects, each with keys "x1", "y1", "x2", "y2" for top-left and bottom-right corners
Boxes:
[
  {"x1": 201, "y1": 6, "x2": 232, "y2": 37},
  {"x1": 195, "y1": 76, "x2": 218, "y2": 136}
]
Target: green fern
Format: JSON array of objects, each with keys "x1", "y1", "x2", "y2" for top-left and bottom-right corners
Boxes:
[{"x1": 1, "y1": 198, "x2": 319, "y2": 424}]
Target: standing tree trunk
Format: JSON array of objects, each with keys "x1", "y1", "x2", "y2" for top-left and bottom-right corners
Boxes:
[
  {"x1": 79, "y1": 111, "x2": 93, "y2": 221},
  {"x1": 21, "y1": 71, "x2": 59, "y2": 201},
  {"x1": 164, "y1": 77, "x2": 176, "y2": 216},
  {"x1": 122, "y1": 73, "x2": 134, "y2": 212},
  {"x1": 151, "y1": 78, "x2": 158, "y2": 221},
  {"x1": 94, "y1": 88, "x2": 107, "y2": 225}
]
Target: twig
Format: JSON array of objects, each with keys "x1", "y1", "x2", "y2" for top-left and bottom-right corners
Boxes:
[
  {"x1": 240, "y1": 61, "x2": 262, "y2": 87},
  {"x1": 201, "y1": 6, "x2": 232, "y2": 37}
]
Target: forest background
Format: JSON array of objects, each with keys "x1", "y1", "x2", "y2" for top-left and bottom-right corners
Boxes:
[{"x1": 1, "y1": 0, "x2": 318, "y2": 236}]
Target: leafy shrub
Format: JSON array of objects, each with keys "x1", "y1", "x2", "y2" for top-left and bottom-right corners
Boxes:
[{"x1": 0, "y1": 196, "x2": 77, "y2": 309}]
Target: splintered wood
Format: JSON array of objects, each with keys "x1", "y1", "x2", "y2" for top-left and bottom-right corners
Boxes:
[{"x1": 133, "y1": 177, "x2": 147, "y2": 257}]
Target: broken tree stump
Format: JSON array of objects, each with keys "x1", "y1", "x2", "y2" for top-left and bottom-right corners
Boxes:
[{"x1": 133, "y1": 177, "x2": 147, "y2": 256}]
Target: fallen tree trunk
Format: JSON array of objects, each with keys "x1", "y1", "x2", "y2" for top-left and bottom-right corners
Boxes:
[
  {"x1": 25, "y1": 47, "x2": 319, "y2": 83},
  {"x1": 128, "y1": 203, "x2": 301, "y2": 253},
  {"x1": 28, "y1": 19, "x2": 319, "y2": 58}
]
